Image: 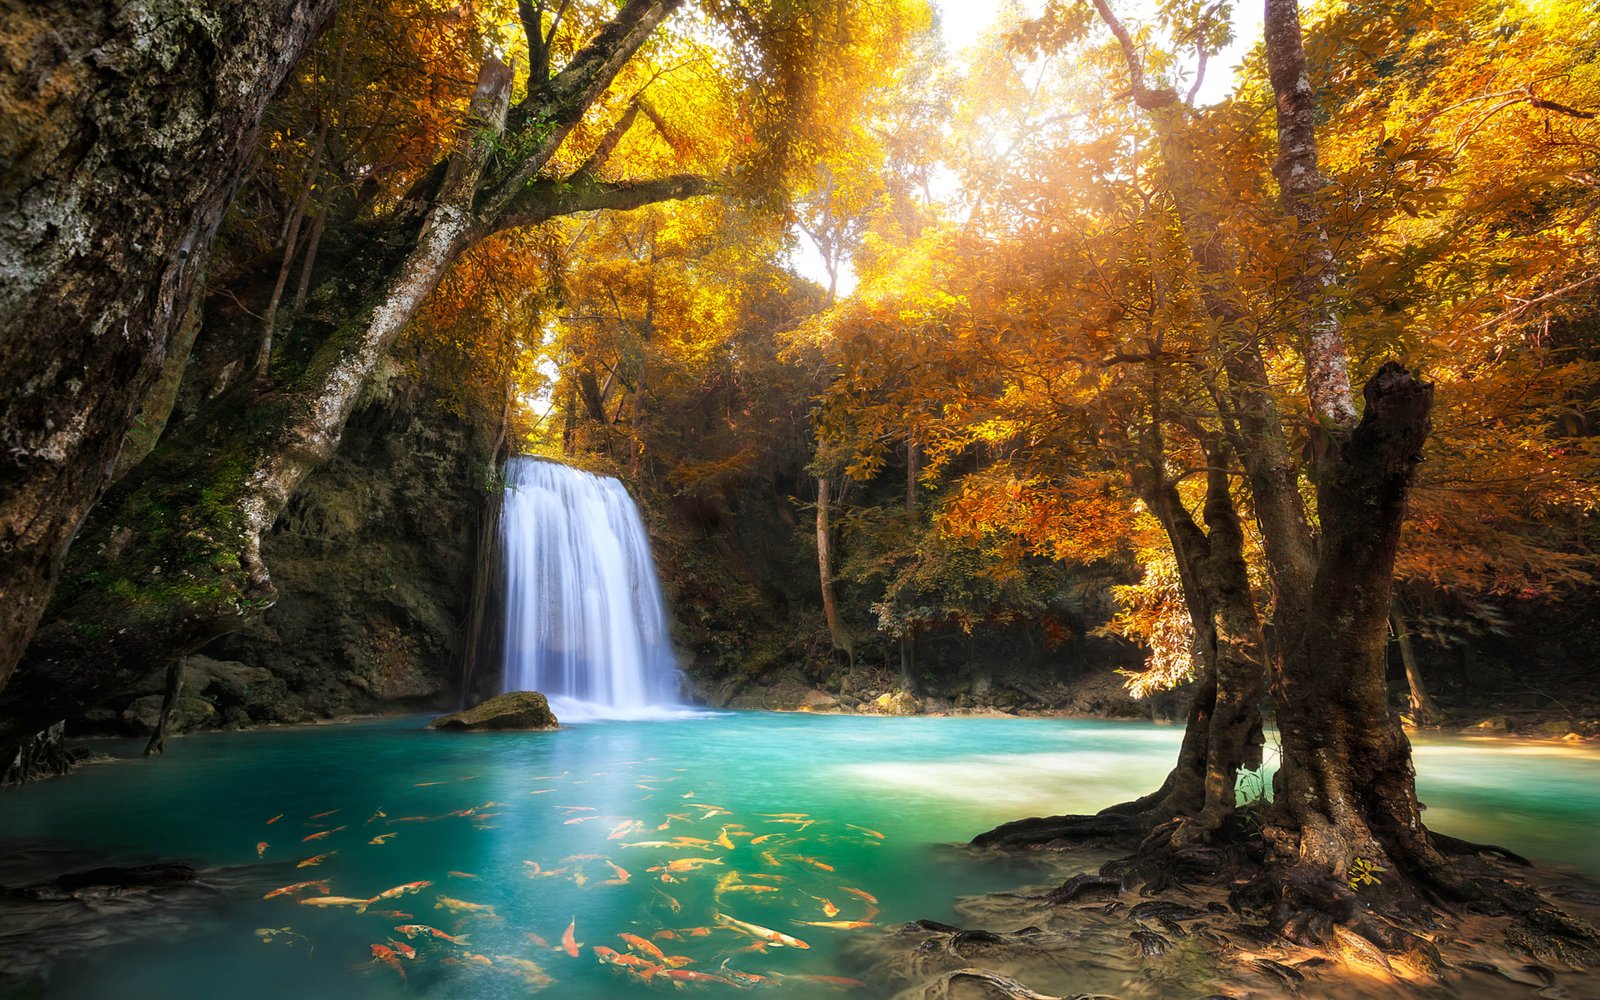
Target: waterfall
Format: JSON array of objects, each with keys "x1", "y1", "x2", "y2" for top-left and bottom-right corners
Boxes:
[{"x1": 499, "y1": 457, "x2": 683, "y2": 720}]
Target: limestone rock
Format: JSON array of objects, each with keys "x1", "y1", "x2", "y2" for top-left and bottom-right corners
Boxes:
[
  {"x1": 871, "y1": 690, "x2": 920, "y2": 716},
  {"x1": 428, "y1": 691, "x2": 558, "y2": 731}
]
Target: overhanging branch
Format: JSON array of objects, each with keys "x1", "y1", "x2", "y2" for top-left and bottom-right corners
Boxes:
[{"x1": 487, "y1": 173, "x2": 718, "y2": 236}]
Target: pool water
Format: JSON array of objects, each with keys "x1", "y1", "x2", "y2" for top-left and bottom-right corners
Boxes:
[{"x1": 2, "y1": 713, "x2": 1596, "y2": 998}]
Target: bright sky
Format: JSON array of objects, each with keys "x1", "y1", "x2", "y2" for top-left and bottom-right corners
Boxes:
[{"x1": 789, "y1": 0, "x2": 1264, "y2": 296}]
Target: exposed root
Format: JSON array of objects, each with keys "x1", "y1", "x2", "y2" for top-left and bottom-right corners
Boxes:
[
  {"x1": 1431, "y1": 831, "x2": 1532, "y2": 867},
  {"x1": 907, "y1": 967, "x2": 1083, "y2": 1000},
  {"x1": 970, "y1": 813, "x2": 1142, "y2": 852}
]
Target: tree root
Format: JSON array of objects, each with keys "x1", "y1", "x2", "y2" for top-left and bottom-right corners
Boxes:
[
  {"x1": 911, "y1": 967, "x2": 1114, "y2": 1000},
  {"x1": 970, "y1": 812, "x2": 1142, "y2": 852},
  {"x1": 1431, "y1": 831, "x2": 1532, "y2": 867}
]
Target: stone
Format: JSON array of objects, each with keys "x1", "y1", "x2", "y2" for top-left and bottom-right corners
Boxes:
[
  {"x1": 801, "y1": 689, "x2": 839, "y2": 710},
  {"x1": 871, "y1": 690, "x2": 920, "y2": 716},
  {"x1": 1471, "y1": 716, "x2": 1510, "y2": 734},
  {"x1": 122, "y1": 694, "x2": 217, "y2": 735},
  {"x1": 427, "y1": 691, "x2": 558, "y2": 731}
]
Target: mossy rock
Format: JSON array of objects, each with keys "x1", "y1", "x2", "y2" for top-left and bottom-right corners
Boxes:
[{"x1": 427, "y1": 691, "x2": 558, "y2": 731}]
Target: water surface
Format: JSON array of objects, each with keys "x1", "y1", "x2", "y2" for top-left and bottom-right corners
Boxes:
[{"x1": 2, "y1": 714, "x2": 1596, "y2": 998}]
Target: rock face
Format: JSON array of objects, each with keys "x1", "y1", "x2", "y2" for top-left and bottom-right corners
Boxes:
[
  {"x1": 77, "y1": 376, "x2": 497, "y2": 736},
  {"x1": 428, "y1": 691, "x2": 558, "y2": 731}
]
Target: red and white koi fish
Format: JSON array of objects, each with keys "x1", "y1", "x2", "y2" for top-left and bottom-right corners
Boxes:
[
  {"x1": 561, "y1": 917, "x2": 582, "y2": 957},
  {"x1": 618, "y1": 933, "x2": 692, "y2": 968},
  {"x1": 601, "y1": 860, "x2": 631, "y2": 885},
  {"x1": 256, "y1": 842, "x2": 269, "y2": 858},
  {"x1": 296, "y1": 852, "x2": 336, "y2": 868},
  {"x1": 385, "y1": 939, "x2": 416, "y2": 960},
  {"x1": 593, "y1": 946, "x2": 661, "y2": 980}
]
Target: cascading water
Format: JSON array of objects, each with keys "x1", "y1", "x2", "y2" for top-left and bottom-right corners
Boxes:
[{"x1": 499, "y1": 457, "x2": 684, "y2": 720}]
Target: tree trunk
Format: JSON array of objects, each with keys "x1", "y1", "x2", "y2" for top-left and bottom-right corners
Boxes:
[
  {"x1": 1391, "y1": 598, "x2": 1439, "y2": 726},
  {"x1": 816, "y1": 477, "x2": 854, "y2": 666},
  {"x1": 0, "y1": 0, "x2": 338, "y2": 698},
  {"x1": 5, "y1": 0, "x2": 718, "y2": 742}
]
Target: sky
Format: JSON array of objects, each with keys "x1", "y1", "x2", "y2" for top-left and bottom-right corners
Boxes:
[{"x1": 789, "y1": 0, "x2": 1264, "y2": 296}]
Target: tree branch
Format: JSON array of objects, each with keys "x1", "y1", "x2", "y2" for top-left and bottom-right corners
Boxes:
[
  {"x1": 578, "y1": 100, "x2": 641, "y2": 177},
  {"x1": 489, "y1": 173, "x2": 717, "y2": 236}
]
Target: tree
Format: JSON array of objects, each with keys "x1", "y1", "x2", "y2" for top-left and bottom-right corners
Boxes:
[
  {"x1": 0, "y1": 0, "x2": 338, "y2": 701},
  {"x1": 3, "y1": 0, "x2": 930, "y2": 743}
]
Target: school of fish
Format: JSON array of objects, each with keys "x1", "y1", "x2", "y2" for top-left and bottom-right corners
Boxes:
[{"x1": 250, "y1": 764, "x2": 884, "y2": 992}]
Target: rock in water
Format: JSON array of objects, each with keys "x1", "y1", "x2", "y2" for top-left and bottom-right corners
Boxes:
[{"x1": 428, "y1": 691, "x2": 558, "y2": 731}]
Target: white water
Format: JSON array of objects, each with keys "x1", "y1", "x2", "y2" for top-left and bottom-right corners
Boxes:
[{"x1": 499, "y1": 457, "x2": 687, "y2": 721}]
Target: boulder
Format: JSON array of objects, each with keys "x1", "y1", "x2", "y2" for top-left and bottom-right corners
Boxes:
[
  {"x1": 871, "y1": 690, "x2": 920, "y2": 716},
  {"x1": 801, "y1": 689, "x2": 839, "y2": 710},
  {"x1": 428, "y1": 691, "x2": 558, "y2": 731}
]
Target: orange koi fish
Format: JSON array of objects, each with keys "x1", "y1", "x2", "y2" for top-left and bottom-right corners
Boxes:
[
  {"x1": 557, "y1": 805, "x2": 597, "y2": 813},
  {"x1": 619, "y1": 932, "x2": 693, "y2": 967},
  {"x1": 495, "y1": 955, "x2": 554, "y2": 985},
  {"x1": 358, "y1": 881, "x2": 431, "y2": 912},
  {"x1": 779, "y1": 974, "x2": 868, "y2": 988},
  {"x1": 561, "y1": 917, "x2": 582, "y2": 957},
  {"x1": 434, "y1": 895, "x2": 497, "y2": 917},
  {"x1": 594, "y1": 946, "x2": 661, "y2": 979},
  {"x1": 525, "y1": 931, "x2": 551, "y2": 948},
  {"x1": 713, "y1": 911, "x2": 811, "y2": 949},
  {"x1": 654, "y1": 888, "x2": 682, "y2": 914},
  {"x1": 446, "y1": 871, "x2": 478, "y2": 880},
  {"x1": 263, "y1": 879, "x2": 330, "y2": 900},
  {"x1": 793, "y1": 919, "x2": 875, "y2": 929},
  {"x1": 564, "y1": 816, "x2": 602, "y2": 825},
  {"x1": 812, "y1": 896, "x2": 841, "y2": 918},
  {"x1": 299, "y1": 895, "x2": 374, "y2": 908},
  {"x1": 725, "y1": 884, "x2": 779, "y2": 894},
  {"x1": 265, "y1": 814, "x2": 283, "y2": 825},
  {"x1": 716, "y1": 827, "x2": 736, "y2": 850},
  {"x1": 256, "y1": 842, "x2": 269, "y2": 858},
  {"x1": 460, "y1": 952, "x2": 493, "y2": 967},
  {"x1": 296, "y1": 852, "x2": 336, "y2": 868},
  {"x1": 366, "y1": 809, "x2": 386, "y2": 823},
  {"x1": 840, "y1": 887, "x2": 878, "y2": 905},
  {"x1": 309, "y1": 809, "x2": 340, "y2": 820},
  {"x1": 846, "y1": 824, "x2": 886, "y2": 840},
  {"x1": 562, "y1": 854, "x2": 605, "y2": 862},
  {"x1": 750, "y1": 833, "x2": 783, "y2": 845},
  {"x1": 650, "y1": 857, "x2": 725, "y2": 874},
  {"x1": 368, "y1": 833, "x2": 397, "y2": 845},
  {"x1": 301, "y1": 825, "x2": 346, "y2": 842},
  {"x1": 657, "y1": 969, "x2": 739, "y2": 986},
  {"x1": 394, "y1": 924, "x2": 470, "y2": 945},
  {"x1": 784, "y1": 854, "x2": 835, "y2": 871},
  {"x1": 368, "y1": 910, "x2": 412, "y2": 920},
  {"x1": 601, "y1": 861, "x2": 631, "y2": 885},
  {"x1": 670, "y1": 836, "x2": 712, "y2": 848},
  {"x1": 607, "y1": 820, "x2": 645, "y2": 840},
  {"x1": 385, "y1": 939, "x2": 416, "y2": 960},
  {"x1": 413, "y1": 781, "x2": 445, "y2": 787},
  {"x1": 371, "y1": 943, "x2": 407, "y2": 978},
  {"x1": 653, "y1": 929, "x2": 680, "y2": 941}
]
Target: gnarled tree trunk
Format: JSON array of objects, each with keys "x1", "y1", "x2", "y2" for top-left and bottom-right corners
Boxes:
[{"x1": 0, "y1": 0, "x2": 338, "y2": 699}]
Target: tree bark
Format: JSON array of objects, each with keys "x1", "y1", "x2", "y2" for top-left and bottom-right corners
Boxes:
[
  {"x1": 4, "y1": 1, "x2": 717, "y2": 741},
  {"x1": 816, "y1": 477, "x2": 855, "y2": 667},
  {"x1": 0, "y1": 0, "x2": 338, "y2": 700}
]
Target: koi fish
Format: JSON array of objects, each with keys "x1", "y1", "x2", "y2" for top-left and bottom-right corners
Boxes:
[
  {"x1": 394, "y1": 924, "x2": 470, "y2": 945},
  {"x1": 713, "y1": 911, "x2": 811, "y2": 949},
  {"x1": 562, "y1": 854, "x2": 605, "y2": 862},
  {"x1": 813, "y1": 896, "x2": 841, "y2": 918},
  {"x1": 726, "y1": 884, "x2": 780, "y2": 894},
  {"x1": 525, "y1": 931, "x2": 551, "y2": 948},
  {"x1": 573, "y1": 872, "x2": 589, "y2": 887},
  {"x1": 562, "y1": 917, "x2": 582, "y2": 957},
  {"x1": 607, "y1": 820, "x2": 645, "y2": 840},
  {"x1": 263, "y1": 880, "x2": 330, "y2": 900},
  {"x1": 564, "y1": 816, "x2": 602, "y2": 825},
  {"x1": 760, "y1": 850, "x2": 782, "y2": 867},
  {"x1": 367, "y1": 809, "x2": 386, "y2": 823},
  {"x1": 368, "y1": 910, "x2": 412, "y2": 920},
  {"x1": 460, "y1": 952, "x2": 493, "y2": 967},
  {"x1": 619, "y1": 932, "x2": 692, "y2": 967},
  {"x1": 653, "y1": 929, "x2": 681, "y2": 941},
  {"x1": 750, "y1": 833, "x2": 782, "y2": 845},
  {"x1": 601, "y1": 861, "x2": 631, "y2": 885},
  {"x1": 793, "y1": 919, "x2": 876, "y2": 929},
  {"x1": 718, "y1": 962, "x2": 769, "y2": 987},
  {"x1": 255, "y1": 927, "x2": 309, "y2": 947},
  {"x1": 309, "y1": 809, "x2": 340, "y2": 819},
  {"x1": 671, "y1": 836, "x2": 713, "y2": 848},
  {"x1": 296, "y1": 852, "x2": 336, "y2": 868},
  {"x1": 447, "y1": 871, "x2": 479, "y2": 880},
  {"x1": 784, "y1": 854, "x2": 835, "y2": 871},
  {"x1": 358, "y1": 881, "x2": 432, "y2": 912},
  {"x1": 266, "y1": 814, "x2": 283, "y2": 825},
  {"x1": 371, "y1": 943, "x2": 406, "y2": 978},
  {"x1": 594, "y1": 946, "x2": 661, "y2": 979},
  {"x1": 414, "y1": 781, "x2": 445, "y2": 787},
  {"x1": 654, "y1": 888, "x2": 682, "y2": 914},
  {"x1": 495, "y1": 955, "x2": 553, "y2": 985},
  {"x1": 846, "y1": 824, "x2": 886, "y2": 840},
  {"x1": 649, "y1": 857, "x2": 725, "y2": 874},
  {"x1": 557, "y1": 805, "x2": 597, "y2": 813},
  {"x1": 256, "y1": 842, "x2": 269, "y2": 858},
  {"x1": 386, "y1": 939, "x2": 415, "y2": 960},
  {"x1": 369, "y1": 833, "x2": 397, "y2": 845},
  {"x1": 716, "y1": 827, "x2": 736, "y2": 850},
  {"x1": 620, "y1": 840, "x2": 690, "y2": 849},
  {"x1": 841, "y1": 887, "x2": 878, "y2": 905},
  {"x1": 528, "y1": 789, "x2": 553, "y2": 795},
  {"x1": 299, "y1": 895, "x2": 374, "y2": 908},
  {"x1": 657, "y1": 969, "x2": 739, "y2": 986},
  {"x1": 301, "y1": 826, "x2": 346, "y2": 842},
  {"x1": 435, "y1": 895, "x2": 497, "y2": 917},
  {"x1": 531, "y1": 866, "x2": 569, "y2": 878}
]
